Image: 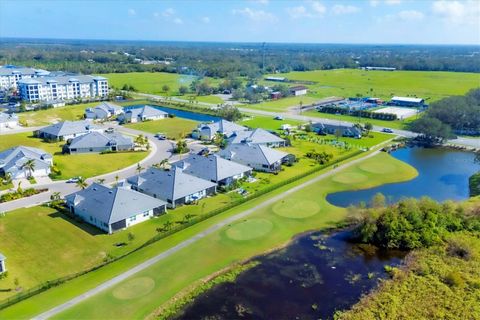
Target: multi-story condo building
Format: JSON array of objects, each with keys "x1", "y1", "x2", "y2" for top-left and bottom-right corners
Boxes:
[
  {"x1": 17, "y1": 75, "x2": 109, "y2": 102},
  {"x1": 0, "y1": 66, "x2": 50, "y2": 89}
]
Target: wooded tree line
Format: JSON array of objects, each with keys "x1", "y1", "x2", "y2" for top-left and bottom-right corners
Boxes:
[
  {"x1": 409, "y1": 88, "x2": 480, "y2": 141},
  {"x1": 1, "y1": 39, "x2": 479, "y2": 77}
]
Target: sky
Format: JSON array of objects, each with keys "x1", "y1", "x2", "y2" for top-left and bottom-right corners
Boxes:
[{"x1": 0, "y1": 0, "x2": 479, "y2": 45}]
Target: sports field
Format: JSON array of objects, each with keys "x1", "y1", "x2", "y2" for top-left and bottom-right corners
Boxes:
[{"x1": 0, "y1": 152, "x2": 418, "y2": 319}]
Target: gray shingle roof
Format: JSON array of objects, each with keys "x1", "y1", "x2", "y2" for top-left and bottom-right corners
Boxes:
[
  {"x1": 198, "y1": 119, "x2": 247, "y2": 138},
  {"x1": 68, "y1": 132, "x2": 133, "y2": 150},
  {"x1": 0, "y1": 252, "x2": 5, "y2": 261},
  {"x1": 218, "y1": 143, "x2": 288, "y2": 166},
  {"x1": 0, "y1": 146, "x2": 52, "y2": 172},
  {"x1": 37, "y1": 120, "x2": 100, "y2": 138},
  {"x1": 17, "y1": 74, "x2": 103, "y2": 86},
  {"x1": 65, "y1": 183, "x2": 166, "y2": 224},
  {"x1": 228, "y1": 128, "x2": 285, "y2": 145},
  {"x1": 0, "y1": 67, "x2": 37, "y2": 76},
  {"x1": 127, "y1": 167, "x2": 216, "y2": 202},
  {"x1": 126, "y1": 105, "x2": 168, "y2": 119},
  {"x1": 172, "y1": 154, "x2": 252, "y2": 182}
]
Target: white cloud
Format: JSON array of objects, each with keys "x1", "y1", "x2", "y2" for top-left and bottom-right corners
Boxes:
[
  {"x1": 286, "y1": 6, "x2": 310, "y2": 19},
  {"x1": 232, "y1": 7, "x2": 277, "y2": 22},
  {"x1": 370, "y1": 0, "x2": 402, "y2": 6},
  {"x1": 397, "y1": 10, "x2": 424, "y2": 21},
  {"x1": 332, "y1": 5, "x2": 360, "y2": 15},
  {"x1": 128, "y1": 9, "x2": 136, "y2": 16},
  {"x1": 386, "y1": 0, "x2": 402, "y2": 5},
  {"x1": 432, "y1": 0, "x2": 480, "y2": 25},
  {"x1": 201, "y1": 16, "x2": 211, "y2": 24},
  {"x1": 250, "y1": 0, "x2": 269, "y2": 4},
  {"x1": 162, "y1": 8, "x2": 175, "y2": 17},
  {"x1": 311, "y1": 1, "x2": 327, "y2": 15},
  {"x1": 173, "y1": 18, "x2": 183, "y2": 25}
]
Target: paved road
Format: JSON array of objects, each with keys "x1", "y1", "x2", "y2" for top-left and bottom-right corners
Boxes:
[
  {"x1": 32, "y1": 149, "x2": 381, "y2": 320},
  {"x1": 0, "y1": 125, "x2": 175, "y2": 213}
]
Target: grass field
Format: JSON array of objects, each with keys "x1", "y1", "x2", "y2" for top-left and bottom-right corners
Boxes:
[
  {"x1": 0, "y1": 132, "x2": 148, "y2": 180},
  {"x1": 103, "y1": 72, "x2": 222, "y2": 97},
  {"x1": 0, "y1": 151, "x2": 418, "y2": 319},
  {"x1": 18, "y1": 102, "x2": 96, "y2": 127},
  {"x1": 124, "y1": 117, "x2": 198, "y2": 139},
  {"x1": 263, "y1": 69, "x2": 480, "y2": 103},
  {"x1": 240, "y1": 114, "x2": 305, "y2": 131}
]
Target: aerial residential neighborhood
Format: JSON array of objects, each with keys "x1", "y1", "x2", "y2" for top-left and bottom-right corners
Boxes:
[{"x1": 0, "y1": 1, "x2": 479, "y2": 320}]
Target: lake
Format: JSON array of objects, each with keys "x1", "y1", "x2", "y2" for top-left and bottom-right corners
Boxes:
[
  {"x1": 124, "y1": 104, "x2": 220, "y2": 122},
  {"x1": 175, "y1": 230, "x2": 405, "y2": 320},
  {"x1": 327, "y1": 147, "x2": 480, "y2": 207}
]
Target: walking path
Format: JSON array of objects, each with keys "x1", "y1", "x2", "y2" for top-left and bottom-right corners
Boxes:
[{"x1": 32, "y1": 149, "x2": 380, "y2": 320}]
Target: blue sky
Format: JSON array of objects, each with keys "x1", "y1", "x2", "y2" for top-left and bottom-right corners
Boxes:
[{"x1": 1, "y1": 0, "x2": 479, "y2": 44}]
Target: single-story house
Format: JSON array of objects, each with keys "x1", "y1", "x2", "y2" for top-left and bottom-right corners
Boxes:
[
  {"x1": 228, "y1": 128, "x2": 286, "y2": 148},
  {"x1": 65, "y1": 183, "x2": 167, "y2": 234},
  {"x1": 289, "y1": 85, "x2": 308, "y2": 96},
  {"x1": 218, "y1": 143, "x2": 292, "y2": 173},
  {"x1": 0, "y1": 146, "x2": 53, "y2": 179},
  {"x1": 0, "y1": 253, "x2": 6, "y2": 274},
  {"x1": 171, "y1": 154, "x2": 252, "y2": 186},
  {"x1": 66, "y1": 131, "x2": 134, "y2": 154},
  {"x1": 311, "y1": 123, "x2": 362, "y2": 138},
  {"x1": 391, "y1": 96, "x2": 425, "y2": 107},
  {"x1": 192, "y1": 119, "x2": 248, "y2": 141},
  {"x1": 0, "y1": 112, "x2": 18, "y2": 130},
  {"x1": 270, "y1": 91, "x2": 282, "y2": 100},
  {"x1": 85, "y1": 102, "x2": 123, "y2": 120},
  {"x1": 119, "y1": 105, "x2": 168, "y2": 123},
  {"x1": 127, "y1": 167, "x2": 217, "y2": 208},
  {"x1": 35, "y1": 120, "x2": 102, "y2": 141}
]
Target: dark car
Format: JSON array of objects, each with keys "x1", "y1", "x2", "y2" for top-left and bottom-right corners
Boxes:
[{"x1": 382, "y1": 128, "x2": 394, "y2": 133}]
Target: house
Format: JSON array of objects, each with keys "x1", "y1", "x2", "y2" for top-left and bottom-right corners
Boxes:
[
  {"x1": 127, "y1": 167, "x2": 217, "y2": 208},
  {"x1": 192, "y1": 119, "x2": 248, "y2": 141},
  {"x1": 35, "y1": 120, "x2": 102, "y2": 141},
  {"x1": 0, "y1": 253, "x2": 6, "y2": 274},
  {"x1": 119, "y1": 105, "x2": 168, "y2": 123},
  {"x1": 171, "y1": 154, "x2": 252, "y2": 186},
  {"x1": 66, "y1": 131, "x2": 134, "y2": 154},
  {"x1": 0, "y1": 146, "x2": 53, "y2": 179},
  {"x1": 228, "y1": 128, "x2": 286, "y2": 147},
  {"x1": 17, "y1": 75, "x2": 108, "y2": 103},
  {"x1": 289, "y1": 85, "x2": 308, "y2": 96},
  {"x1": 391, "y1": 96, "x2": 425, "y2": 107},
  {"x1": 0, "y1": 112, "x2": 18, "y2": 130},
  {"x1": 65, "y1": 183, "x2": 167, "y2": 234},
  {"x1": 311, "y1": 123, "x2": 362, "y2": 138},
  {"x1": 270, "y1": 91, "x2": 282, "y2": 100},
  {"x1": 218, "y1": 143, "x2": 291, "y2": 173},
  {"x1": 85, "y1": 102, "x2": 123, "y2": 120}
]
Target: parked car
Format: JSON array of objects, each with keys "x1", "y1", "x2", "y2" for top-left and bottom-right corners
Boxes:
[
  {"x1": 274, "y1": 115, "x2": 284, "y2": 120},
  {"x1": 105, "y1": 127, "x2": 115, "y2": 133},
  {"x1": 66, "y1": 176, "x2": 82, "y2": 183},
  {"x1": 154, "y1": 133, "x2": 166, "y2": 140},
  {"x1": 382, "y1": 128, "x2": 394, "y2": 133}
]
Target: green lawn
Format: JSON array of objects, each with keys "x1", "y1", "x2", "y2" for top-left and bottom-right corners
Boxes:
[
  {"x1": 18, "y1": 102, "x2": 96, "y2": 127},
  {"x1": 0, "y1": 132, "x2": 148, "y2": 180},
  {"x1": 124, "y1": 117, "x2": 198, "y2": 139},
  {"x1": 0, "y1": 151, "x2": 418, "y2": 319},
  {"x1": 240, "y1": 114, "x2": 305, "y2": 131},
  {"x1": 262, "y1": 69, "x2": 480, "y2": 103},
  {"x1": 242, "y1": 96, "x2": 319, "y2": 112},
  {"x1": 189, "y1": 95, "x2": 224, "y2": 104}
]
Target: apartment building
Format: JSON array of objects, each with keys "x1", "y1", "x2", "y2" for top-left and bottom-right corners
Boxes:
[
  {"x1": 0, "y1": 66, "x2": 50, "y2": 89},
  {"x1": 17, "y1": 75, "x2": 109, "y2": 102}
]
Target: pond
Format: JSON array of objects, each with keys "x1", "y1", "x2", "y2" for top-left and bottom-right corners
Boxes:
[
  {"x1": 327, "y1": 147, "x2": 480, "y2": 207},
  {"x1": 124, "y1": 104, "x2": 220, "y2": 122},
  {"x1": 175, "y1": 230, "x2": 405, "y2": 320}
]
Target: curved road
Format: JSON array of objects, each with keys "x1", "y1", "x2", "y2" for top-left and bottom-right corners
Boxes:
[
  {"x1": 0, "y1": 125, "x2": 175, "y2": 213},
  {"x1": 32, "y1": 149, "x2": 382, "y2": 320}
]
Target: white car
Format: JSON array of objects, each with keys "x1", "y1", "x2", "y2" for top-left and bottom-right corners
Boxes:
[{"x1": 66, "y1": 176, "x2": 82, "y2": 183}]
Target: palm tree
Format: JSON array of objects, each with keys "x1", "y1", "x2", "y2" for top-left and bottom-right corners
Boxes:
[
  {"x1": 163, "y1": 220, "x2": 173, "y2": 231},
  {"x1": 22, "y1": 159, "x2": 36, "y2": 178},
  {"x1": 159, "y1": 158, "x2": 169, "y2": 169},
  {"x1": 136, "y1": 163, "x2": 144, "y2": 174},
  {"x1": 115, "y1": 175, "x2": 119, "y2": 186},
  {"x1": 96, "y1": 178, "x2": 106, "y2": 184},
  {"x1": 76, "y1": 177, "x2": 88, "y2": 190},
  {"x1": 16, "y1": 181, "x2": 23, "y2": 193},
  {"x1": 50, "y1": 192, "x2": 61, "y2": 201}
]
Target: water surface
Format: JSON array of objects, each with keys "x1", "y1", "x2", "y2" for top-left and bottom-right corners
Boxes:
[
  {"x1": 327, "y1": 147, "x2": 479, "y2": 207},
  {"x1": 176, "y1": 230, "x2": 404, "y2": 320}
]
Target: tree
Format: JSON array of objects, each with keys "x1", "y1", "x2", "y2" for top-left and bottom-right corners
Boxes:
[
  {"x1": 22, "y1": 159, "x2": 36, "y2": 178},
  {"x1": 364, "y1": 122, "x2": 373, "y2": 134},
  {"x1": 174, "y1": 140, "x2": 188, "y2": 154},
  {"x1": 216, "y1": 105, "x2": 242, "y2": 121},
  {"x1": 163, "y1": 220, "x2": 173, "y2": 231},
  {"x1": 16, "y1": 181, "x2": 22, "y2": 194},
  {"x1": 127, "y1": 232, "x2": 135, "y2": 242},
  {"x1": 178, "y1": 85, "x2": 188, "y2": 95},
  {"x1": 50, "y1": 192, "x2": 61, "y2": 201},
  {"x1": 162, "y1": 84, "x2": 170, "y2": 93},
  {"x1": 409, "y1": 116, "x2": 452, "y2": 144},
  {"x1": 96, "y1": 178, "x2": 106, "y2": 184},
  {"x1": 334, "y1": 128, "x2": 343, "y2": 140},
  {"x1": 136, "y1": 163, "x2": 144, "y2": 174},
  {"x1": 76, "y1": 177, "x2": 88, "y2": 190}
]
